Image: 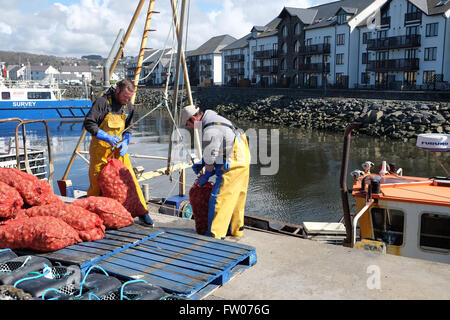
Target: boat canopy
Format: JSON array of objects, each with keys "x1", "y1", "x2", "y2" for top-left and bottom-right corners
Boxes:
[{"x1": 416, "y1": 133, "x2": 450, "y2": 152}]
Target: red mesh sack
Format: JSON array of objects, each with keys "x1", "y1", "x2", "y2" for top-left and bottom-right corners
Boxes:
[
  {"x1": 188, "y1": 182, "x2": 213, "y2": 235},
  {"x1": 0, "y1": 181, "x2": 24, "y2": 219},
  {"x1": 0, "y1": 216, "x2": 81, "y2": 252},
  {"x1": 0, "y1": 168, "x2": 61, "y2": 206},
  {"x1": 23, "y1": 202, "x2": 105, "y2": 242},
  {"x1": 98, "y1": 159, "x2": 147, "y2": 217},
  {"x1": 72, "y1": 196, "x2": 134, "y2": 229}
]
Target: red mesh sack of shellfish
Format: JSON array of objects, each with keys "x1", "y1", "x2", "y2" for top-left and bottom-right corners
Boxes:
[
  {"x1": 188, "y1": 182, "x2": 213, "y2": 235},
  {"x1": 72, "y1": 196, "x2": 134, "y2": 230},
  {"x1": 23, "y1": 202, "x2": 105, "y2": 242},
  {"x1": 0, "y1": 167, "x2": 61, "y2": 207},
  {"x1": 98, "y1": 159, "x2": 147, "y2": 217},
  {"x1": 0, "y1": 181, "x2": 24, "y2": 219},
  {"x1": 0, "y1": 216, "x2": 81, "y2": 252}
]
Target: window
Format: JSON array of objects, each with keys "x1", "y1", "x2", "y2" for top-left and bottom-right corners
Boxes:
[
  {"x1": 281, "y1": 42, "x2": 287, "y2": 55},
  {"x1": 337, "y1": 13, "x2": 347, "y2": 24},
  {"x1": 305, "y1": 38, "x2": 312, "y2": 46},
  {"x1": 424, "y1": 47, "x2": 437, "y2": 61},
  {"x1": 282, "y1": 25, "x2": 288, "y2": 38},
  {"x1": 336, "y1": 53, "x2": 344, "y2": 65},
  {"x1": 371, "y1": 207, "x2": 405, "y2": 246},
  {"x1": 281, "y1": 59, "x2": 287, "y2": 71},
  {"x1": 324, "y1": 36, "x2": 331, "y2": 44},
  {"x1": 420, "y1": 213, "x2": 450, "y2": 252},
  {"x1": 1, "y1": 92, "x2": 10, "y2": 100},
  {"x1": 406, "y1": 25, "x2": 419, "y2": 36},
  {"x1": 426, "y1": 23, "x2": 438, "y2": 37},
  {"x1": 293, "y1": 57, "x2": 298, "y2": 70},
  {"x1": 294, "y1": 23, "x2": 301, "y2": 35},
  {"x1": 423, "y1": 70, "x2": 436, "y2": 84},
  {"x1": 362, "y1": 32, "x2": 371, "y2": 44},
  {"x1": 336, "y1": 33, "x2": 345, "y2": 45},
  {"x1": 405, "y1": 48, "x2": 418, "y2": 59},
  {"x1": 407, "y1": 2, "x2": 419, "y2": 13},
  {"x1": 361, "y1": 72, "x2": 370, "y2": 84},
  {"x1": 362, "y1": 52, "x2": 368, "y2": 64},
  {"x1": 294, "y1": 40, "x2": 300, "y2": 53},
  {"x1": 377, "y1": 30, "x2": 387, "y2": 39},
  {"x1": 27, "y1": 92, "x2": 51, "y2": 99}
]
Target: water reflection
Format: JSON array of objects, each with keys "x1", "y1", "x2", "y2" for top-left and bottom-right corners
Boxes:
[{"x1": 0, "y1": 111, "x2": 448, "y2": 225}]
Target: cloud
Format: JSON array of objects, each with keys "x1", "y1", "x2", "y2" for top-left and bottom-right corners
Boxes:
[{"x1": 0, "y1": 0, "x2": 315, "y2": 58}]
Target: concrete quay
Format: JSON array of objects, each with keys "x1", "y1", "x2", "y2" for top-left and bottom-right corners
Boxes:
[{"x1": 149, "y1": 212, "x2": 450, "y2": 300}]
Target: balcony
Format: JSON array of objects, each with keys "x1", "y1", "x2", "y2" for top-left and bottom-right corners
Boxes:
[
  {"x1": 254, "y1": 49, "x2": 278, "y2": 59},
  {"x1": 225, "y1": 54, "x2": 245, "y2": 63},
  {"x1": 379, "y1": 16, "x2": 391, "y2": 28},
  {"x1": 298, "y1": 43, "x2": 331, "y2": 56},
  {"x1": 366, "y1": 34, "x2": 421, "y2": 50},
  {"x1": 366, "y1": 58, "x2": 419, "y2": 72},
  {"x1": 298, "y1": 63, "x2": 330, "y2": 73},
  {"x1": 225, "y1": 68, "x2": 245, "y2": 76},
  {"x1": 199, "y1": 59, "x2": 212, "y2": 66},
  {"x1": 405, "y1": 12, "x2": 422, "y2": 25},
  {"x1": 253, "y1": 65, "x2": 278, "y2": 74},
  {"x1": 199, "y1": 70, "x2": 212, "y2": 77}
]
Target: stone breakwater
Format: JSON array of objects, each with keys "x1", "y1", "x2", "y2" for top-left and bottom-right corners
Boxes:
[
  {"x1": 213, "y1": 96, "x2": 450, "y2": 140},
  {"x1": 65, "y1": 86, "x2": 450, "y2": 140}
]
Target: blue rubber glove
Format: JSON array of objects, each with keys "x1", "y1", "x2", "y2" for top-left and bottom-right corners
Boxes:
[
  {"x1": 116, "y1": 132, "x2": 131, "y2": 156},
  {"x1": 192, "y1": 159, "x2": 205, "y2": 175},
  {"x1": 96, "y1": 129, "x2": 120, "y2": 148},
  {"x1": 198, "y1": 169, "x2": 215, "y2": 187}
]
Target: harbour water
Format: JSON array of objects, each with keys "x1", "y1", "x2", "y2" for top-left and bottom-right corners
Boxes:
[{"x1": 1, "y1": 111, "x2": 449, "y2": 226}]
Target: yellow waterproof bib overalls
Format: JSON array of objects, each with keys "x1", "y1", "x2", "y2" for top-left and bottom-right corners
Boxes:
[
  {"x1": 87, "y1": 98, "x2": 148, "y2": 212},
  {"x1": 207, "y1": 128, "x2": 251, "y2": 239}
]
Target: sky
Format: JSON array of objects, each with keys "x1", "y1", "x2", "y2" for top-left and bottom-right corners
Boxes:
[{"x1": 0, "y1": 0, "x2": 331, "y2": 58}]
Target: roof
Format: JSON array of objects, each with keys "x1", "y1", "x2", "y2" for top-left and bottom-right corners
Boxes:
[
  {"x1": 303, "y1": 0, "x2": 373, "y2": 30},
  {"x1": 60, "y1": 65, "x2": 91, "y2": 72},
  {"x1": 189, "y1": 35, "x2": 237, "y2": 56},
  {"x1": 221, "y1": 33, "x2": 252, "y2": 51},
  {"x1": 352, "y1": 174, "x2": 450, "y2": 207},
  {"x1": 409, "y1": 0, "x2": 450, "y2": 15},
  {"x1": 250, "y1": 17, "x2": 282, "y2": 39},
  {"x1": 279, "y1": 7, "x2": 319, "y2": 25}
]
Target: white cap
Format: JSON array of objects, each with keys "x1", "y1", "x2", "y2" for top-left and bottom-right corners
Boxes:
[{"x1": 180, "y1": 104, "x2": 199, "y2": 126}]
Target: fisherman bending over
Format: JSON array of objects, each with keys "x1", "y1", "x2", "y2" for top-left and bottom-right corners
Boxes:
[{"x1": 181, "y1": 105, "x2": 251, "y2": 239}]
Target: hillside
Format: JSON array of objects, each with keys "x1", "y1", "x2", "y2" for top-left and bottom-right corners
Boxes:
[{"x1": 0, "y1": 50, "x2": 105, "y2": 67}]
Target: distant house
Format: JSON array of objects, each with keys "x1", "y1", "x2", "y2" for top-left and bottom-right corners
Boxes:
[
  {"x1": 59, "y1": 65, "x2": 92, "y2": 82},
  {"x1": 24, "y1": 65, "x2": 59, "y2": 81},
  {"x1": 7, "y1": 65, "x2": 26, "y2": 81}
]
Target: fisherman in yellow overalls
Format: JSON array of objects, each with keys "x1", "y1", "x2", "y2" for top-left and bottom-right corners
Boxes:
[
  {"x1": 83, "y1": 79, "x2": 150, "y2": 222},
  {"x1": 181, "y1": 105, "x2": 251, "y2": 239}
]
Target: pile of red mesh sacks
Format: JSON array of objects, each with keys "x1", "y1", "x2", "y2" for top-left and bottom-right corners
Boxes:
[
  {"x1": 188, "y1": 181, "x2": 213, "y2": 235},
  {"x1": 0, "y1": 168, "x2": 134, "y2": 252},
  {"x1": 98, "y1": 159, "x2": 148, "y2": 217}
]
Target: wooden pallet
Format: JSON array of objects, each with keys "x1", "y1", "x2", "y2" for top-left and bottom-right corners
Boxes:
[
  {"x1": 27, "y1": 224, "x2": 257, "y2": 299},
  {"x1": 95, "y1": 229, "x2": 257, "y2": 299}
]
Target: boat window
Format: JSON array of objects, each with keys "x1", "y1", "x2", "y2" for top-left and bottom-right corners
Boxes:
[
  {"x1": 27, "y1": 92, "x2": 51, "y2": 99},
  {"x1": 1, "y1": 92, "x2": 10, "y2": 100},
  {"x1": 420, "y1": 213, "x2": 450, "y2": 252},
  {"x1": 371, "y1": 207, "x2": 404, "y2": 245}
]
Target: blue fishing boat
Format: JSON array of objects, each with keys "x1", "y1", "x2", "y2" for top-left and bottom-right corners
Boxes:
[{"x1": 0, "y1": 80, "x2": 92, "y2": 120}]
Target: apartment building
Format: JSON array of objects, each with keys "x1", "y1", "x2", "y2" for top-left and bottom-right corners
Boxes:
[
  {"x1": 187, "y1": 35, "x2": 236, "y2": 86},
  {"x1": 222, "y1": 34, "x2": 251, "y2": 86},
  {"x1": 355, "y1": 0, "x2": 450, "y2": 89},
  {"x1": 218, "y1": 0, "x2": 450, "y2": 89}
]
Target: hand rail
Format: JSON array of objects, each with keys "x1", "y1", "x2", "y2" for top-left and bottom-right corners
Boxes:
[{"x1": 352, "y1": 199, "x2": 374, "y2": 247}]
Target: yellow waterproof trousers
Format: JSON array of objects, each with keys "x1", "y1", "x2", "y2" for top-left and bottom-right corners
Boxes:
[
  {"x1": 87, "y1": 112, "x2": 148, "y2": 212},
  {"x1": 207, "y1": 133, "x2": 251, "y2": 239}
]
